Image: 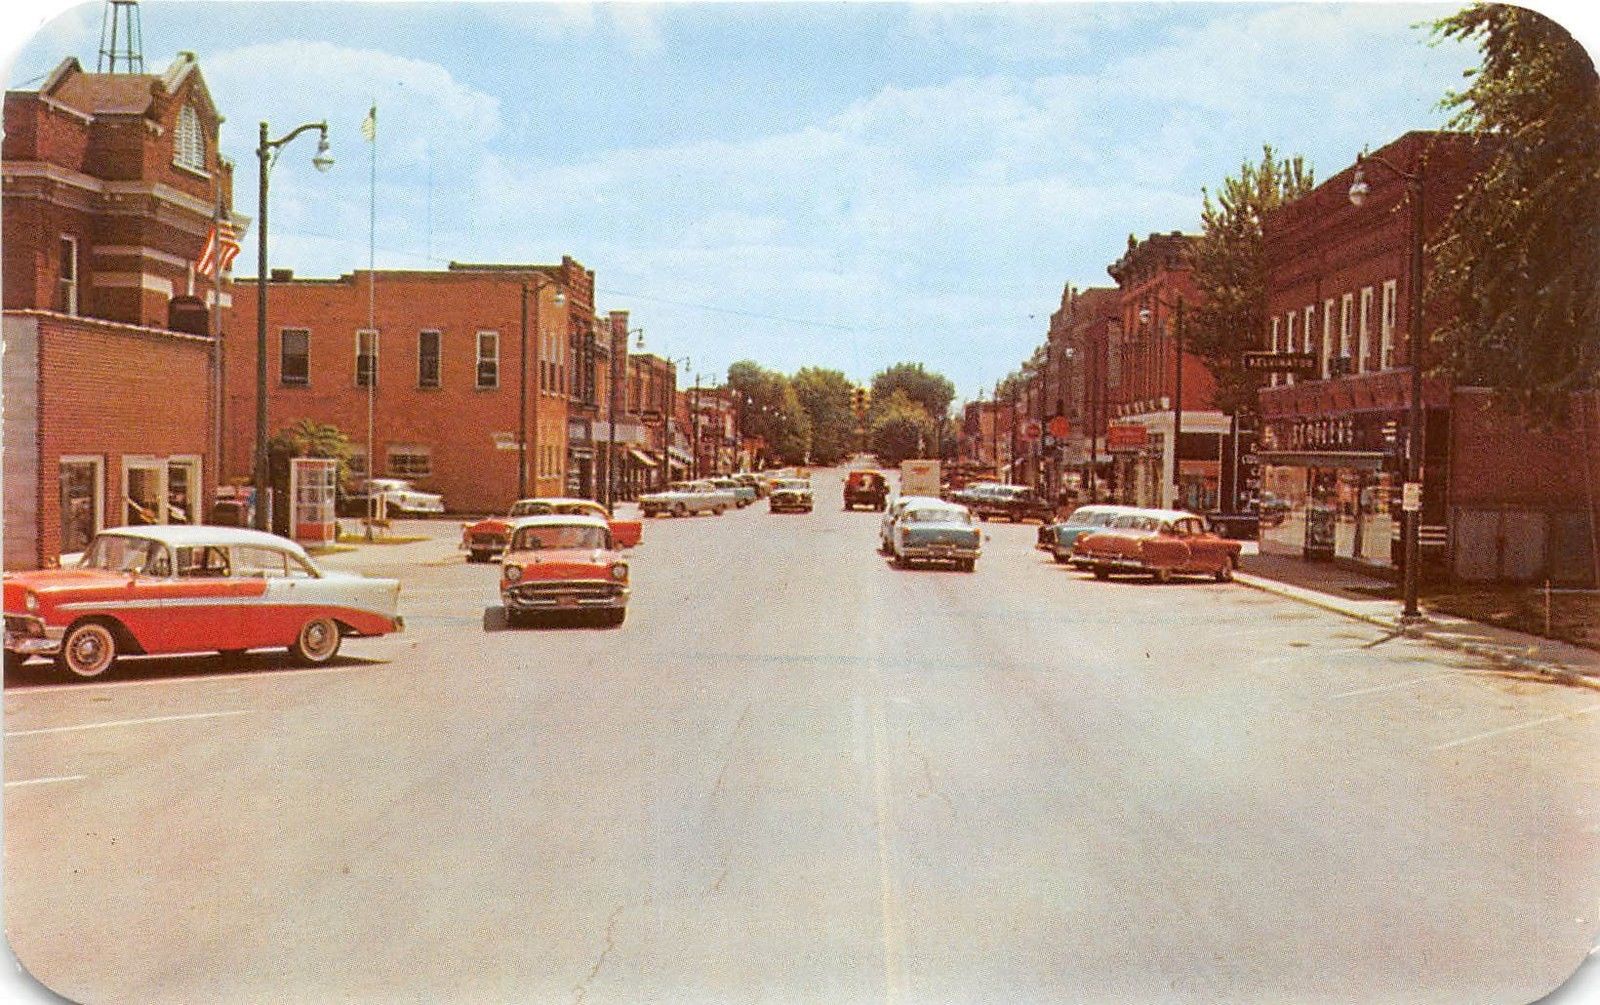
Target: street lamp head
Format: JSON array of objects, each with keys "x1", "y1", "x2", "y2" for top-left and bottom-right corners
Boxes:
[
  {"x1": 635, "y1": 328, "x2": 646, "y2": 350},
  {"x1": 1348, "y1": 162, "x2": 1370, "y2": 208},
  {"x1": 311, "y1": 132, "x2": 334, "y2": 173},
  {"x1": 1137, "y1": 307, "x2": 1152, "y2": 325}
]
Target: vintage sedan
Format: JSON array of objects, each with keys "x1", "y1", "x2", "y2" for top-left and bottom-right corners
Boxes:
[
  {"x1": 639, "y1": 481, "x2": 735, "y2": 518},
  {"x1": 732, "y1": 472, "x2": 768, "y2": 498},
  {"x1": 891, "y1": 501, "x2": 981, "y2": 571},
  {"x1": 499, "y1": 515, "x2": 629, "y2": 627},
  {"x1": 461, "y1": 497, "x2": 642, "y2": 562},
  {"x1": 3, "y1": 525, "x2": 402, "y2": 679},
  {"x1": 342, "y1": 477, "x2": 445, "y2": 517},
  {"x1": 879, "y1": 495, "x2": 944, "y2": 554},
  {"x1": 1073, "y1": 508, "x2": 1243, "y2": 583},
  {"x1": 708, "y1": 477, "x2": 757, "y2": 508},
  {"x1": 768, "y1": 478, "x2": 814, "y2": 513},
  {"x1": 969, "y1": 484, "x2": 1055, "y2": 523},
  {"x1": 1036, "y1": 504, "x2": 1138, "y2": 565}
]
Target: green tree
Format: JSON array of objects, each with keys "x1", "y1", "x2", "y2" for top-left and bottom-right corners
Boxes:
[
  {"x1": 870, "y1": 362, "x2": 956, "y2": 426},
  {"x1": 268, "y1": 418, "x2": 355, "y2": 487},
  {"x1": 1431, "y1": 4, "x2": 1599, "y2": 419},
  {"x1": 791, "y1": 367, "x2": 856, "y2": 464},
  {"x1": 1186, "y1": 145, "x2": 1315, "y2": 415},
  {"x1": 869, "y1": 390, "x2": 937, "y2": 467},
  {"x1": 727, "y1": 360, "x2": 811, "y2": 465}
]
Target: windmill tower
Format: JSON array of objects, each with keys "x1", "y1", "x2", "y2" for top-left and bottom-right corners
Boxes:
[{"x1": 96, "y1": 0, "x2": 145, "y2": 73}]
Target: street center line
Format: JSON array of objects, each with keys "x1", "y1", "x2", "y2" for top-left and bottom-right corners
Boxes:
[
  {"x1": 1433, "y1": 703, "x2": 1600, "y2": 751},
  {"x1": 7, "y1": 710, "x2": 251, "y2": 737},
  {"x1": 4, "y1": 774, "x2": 87, "y2": 788}
]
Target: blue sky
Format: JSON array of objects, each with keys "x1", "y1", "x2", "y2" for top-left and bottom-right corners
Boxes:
[{"x1": 6, "y1": 2, "x2": 1591, "y2": 400}]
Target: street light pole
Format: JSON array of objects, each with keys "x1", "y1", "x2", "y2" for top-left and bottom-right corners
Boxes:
[
  {"x1": 1350, "y1": 150, "x2": 1427, "y2": 622},
  {"x1": 519, "y1": 276, "x2": 564, "y2": 500},
  {"x1": 254, "y1": 119, "x2": 332, "y2": 532},
  {"x1": 1173, "y1": 296, "x2": 1185, "y2": 509}
]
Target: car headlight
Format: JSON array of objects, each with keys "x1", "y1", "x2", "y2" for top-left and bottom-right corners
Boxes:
[
  {"x1": 503, "y1": 564, "x2": 522, "y2": 582},
  {"x1": 610, "y1": 562, "x2": 629, "y2": 581},
  {"x1": 24, "y1": 591, "x2": 39, "y2": 613}
]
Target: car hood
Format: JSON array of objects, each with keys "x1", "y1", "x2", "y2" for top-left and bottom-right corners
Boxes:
[
  {"x1": 465, "y1": 517, "x2": 512, "y2": 534},
  {"x1": 5, "y1": 568, "x2": 130, "y2": 601},
  {"x1": 502, "y1": 548, "x2": 620, "y2": 573}
]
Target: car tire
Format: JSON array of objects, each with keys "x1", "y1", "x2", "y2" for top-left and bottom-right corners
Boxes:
[
  {"x1": 598, "y1": 608, "x2": 626, "y2": 628},
  {"x1": 5, "y1": 651, "x2": 25, "y2": 676},
  {"x1": 1215, "y1": 558, "x2": 1235, "y2": 583},
  {"x1": 1152, "y1": 568, "x2": 1172, "y2": 585},
  {"x1": 1052, "y1": 553, "x2": 1069, "y2": 565},
  {"x1": 960, "y1": 559, "x2": 975, "y2": 572},
  {"x1": 1092, "y1": 566, "x2": 1111, "y2": 580},
  {"x1": 892, "y1": 554, "x2": 908, "y2": 569},
  {"x1": 469, "y1": 550, "x2": 492, "y2": 563},
  {"x1": 713, "y1": 505, "x2": 726, "y2": 515},
  {"x1": 289, "y1": 616, "x2": 342, "y2": 665},
  {"x1": 59, "y1": 620, "x2": 118, "y2": 678},
  {"x1": 672, "y1": 503, "x2": 687, "y2": 518},
  {"x1": 978, "y1": 513, "x2": 989, "y2": 522}
]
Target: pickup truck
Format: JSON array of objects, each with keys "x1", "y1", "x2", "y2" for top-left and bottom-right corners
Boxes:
[{"x1": 639, "y1": 481, "x2": 736, "y2": 517}]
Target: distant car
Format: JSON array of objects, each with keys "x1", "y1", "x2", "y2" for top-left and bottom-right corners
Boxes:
[
  {"x1": 891, "y1": 501, "x2": 981, "y2": 571},
  {"x1": 709, "y1": 477, "x2": 757, "y2": 508},
  {"x1": 732, "y1": 472, "x2": 768, "y2": 498},
  {"x1": 4, "y1": 525, "x2": 403, "y2": 678},
  {"x1": 499, "y1": 515, "x2": 629, "y2": 627},
  {"x1": 769, "y1": 478, "x2": 814, "y2": 513},
  {"x1": 1258, "y1": 492, "x2": 1291, "y2": 528},
  {"x1": 949, "y1": 481, "x2": 1000, "y2": 508},
  {"x1": 1073, "y1": 508, "x2": 1243, "y2": 583},
  {"x1": 462, "y1": 498, "x2": 642, "y2": 562},
  {"x1": 1037, "y1": 504, "x2": 1138, "y2": 565},
  {"x1": 969, "y1": 484, "x2": 1055, "y2": 523},
  {"x1": 343, "y1": 477, "x2": 445, "y2": 517},
  {"x1": 640, "y1": 481, "x2": 735, "y2": 517},
  {"x1": 879, "y1": 495, "x2": 944, "y2": 554},
  {"x1": 843, "y1": 470, "x2": 889, "y2": 511}
]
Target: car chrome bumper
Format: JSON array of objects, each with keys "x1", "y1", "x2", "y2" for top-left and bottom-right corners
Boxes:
[
  {"x1": 900, "y1": 546, "x2": 980, "y2": 561},
  {"x1": 1082, "y1": 555, "x2": 1152, "y2": 572},
  {"x1": 502, "y1": 587, "x2": 630, "y2": 611},
  {"x1": 5, "y1": 615, "x2": 64, "y2": 657}
]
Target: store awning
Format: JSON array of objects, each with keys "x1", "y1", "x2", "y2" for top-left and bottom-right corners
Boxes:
[
  {"x1": 668, "y1": 447, "x2": 694, "y2": 465},
  {"x1": 1258, "y1": 450, "x2": 1389, "y2": 470},
  {"x1": 667, "y1": 456, "x2": 690, "y2": 470},
  {"x1": 628, "y1": 449, "x2": 657, "y2": 466}
]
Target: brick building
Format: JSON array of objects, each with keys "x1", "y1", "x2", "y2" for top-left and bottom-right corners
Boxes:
[
  {"x1": 3, "y1": 53, "x2": 237, "y2": 568},
  {"x1": 1104, "y1": 232, "x2": 1226, "y2": 510},
  {"x1": 1256, "y1": 131, "x2": 1598, "y2": 584},
  {"x1": 225, "y1": 258, "x2": 598, "y2": 515},
  {"x1": 1046, "y1": 285, "x2": 1120, "y2": 501}
]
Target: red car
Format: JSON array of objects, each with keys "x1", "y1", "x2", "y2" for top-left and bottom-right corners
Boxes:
[
  {"x1": 462, "y1": 498, "x2": 642, "y2": 562},
  {"x1": 1072, "y1": 508, "x2": 1242, "y2": 583},
  {"x1": 499, "y1": 515, "x2": 630, "y2": 627}
]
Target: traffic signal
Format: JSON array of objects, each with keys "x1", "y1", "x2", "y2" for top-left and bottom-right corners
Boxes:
[{"x1": 851, "y1": 387, "x2": 869, "y2": 418}]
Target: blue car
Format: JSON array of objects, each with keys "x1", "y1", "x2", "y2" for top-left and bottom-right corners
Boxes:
[
  {"x1": 892, "y1": 501, "x2": 981, "y2": 571},
  {"x1": 1036, "y1": 504, "x2": 1136, "y2": 566}
]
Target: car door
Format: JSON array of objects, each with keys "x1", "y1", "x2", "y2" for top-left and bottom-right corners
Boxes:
[{"x1": 167, "y1": 543, "x2": 256, "y2": 652}]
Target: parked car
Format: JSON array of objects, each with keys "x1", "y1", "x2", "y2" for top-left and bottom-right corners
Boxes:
[
  {"x1": 891, "y1": 501, "x2": 981, "y2": 571},
  {"x1": 769, "y1": 478, "x2": 814, "y2": 513},
  {"x1": 843, "y1": 470, "x2": 889, "y2": 511},
  {"x1": 732, "y1": 472, "x2": 768, "y2": 498},
  {"x1": 640, "y1": 481, "x2": 735, "y2": 517},
  {"x1": 461, "y1": 498, "x2": 642, "y2": 562},
  {"x1": 709, "y1": 477, "x2": 757, "y2": 508},
  {"x1": 342, "y1": 477, "x2": 445, "y2": 517},
  {"x1": 1036, "y1": 504, "x2": 1138, "y2": 565},
  {"x1": 3, "y1": 525, "x2": 403, "y2": 678},
  {"x1": 968, "y1": 484, "x2": 1055, "y2": 523},
  {"x1": 879, "y1": 495, "x2": 944, "y2": 554},
  {"x1": 1072, "y1": 508, "x2": 1243, "y2": 583},
  {"x1": 499, "y1": 515, "x2": 629, "y2": 627},
  {"x1": 949, "y1": 481, "x2": 1000, "y2": 508}
]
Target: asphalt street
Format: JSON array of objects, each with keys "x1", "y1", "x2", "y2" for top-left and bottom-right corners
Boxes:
[{"x1": 6, "y1": 466, "x2": 1599, "y2": 1004}]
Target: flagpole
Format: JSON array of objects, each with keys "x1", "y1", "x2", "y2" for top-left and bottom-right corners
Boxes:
[
  {"x1": 211, "y1": 171, "x2": 224, "y2": 514},
  {"x1": 365, "y1": 102, "x2": 377, "y2": 537}
]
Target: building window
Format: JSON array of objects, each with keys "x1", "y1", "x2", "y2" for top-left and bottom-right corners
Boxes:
[
  {"x1": 1303, "y1": 305, "x2": 1315, "y2": 364},
  {"x1": 1321, "y1": 298, "x2": 1334, "y2": 378},
  {"x1": 281, "y1": 328, "x2": 310, "y2": 386},
  {"x1": 356, "y1": 329, "x2": 378, "y2": 388},
  {"x1": 348, "y1": 449, "x2": 368, "y2": 477},
  {"x1": 1358, "y1": 287, "x2": 1373, "y2": 374},
  {"x1": 1270, "y1": 317, "x2": 1281, "y2": 387},
  {"x1": 123, "y1": 458, "x2": 164, "y2": 525},
  {"x1": 174, "y1": 104, "x2": 205, "y2": 172},
  {"x1": 59, "y1": 456, "x2": 103, "y2": 555},
  {"x1": 387, "y1": 445, "x2": 432, "y2": 478},
  {"x1": 166, "y1": 456, "x2": 201, "y2": 524},
  {"x1": 1284, "y1": 311, "x2": 1298, "y2": 385},
  {"x1": 58, "y1": 235, "x2": 78, "y2": 315},
  {"x1": 418, "y1": 330, "x2": 441, "y2": 388},
  {"x1": 476, "y1": 330, "x2": 499, "y2": 389},
  {"x1": 1338, "y1": 293, "x2": 1354, "y2": 373},
  {"x1": 1380, "y1": 280, "x2": 1398, "y2": 369}
]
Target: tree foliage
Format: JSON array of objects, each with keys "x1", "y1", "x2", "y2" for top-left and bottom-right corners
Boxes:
[
  {"x1": 727, "y1": 360, "x2": 812, "y2": 465},
  {"x1": 1430, "y1": 4, "x2": 1600, "y2": 418},
  {"x1": 269, "y1": 418, "x2": 355, "y2": 486},
  {"x1": 870, "y1": 362, "x2": 956, "y2": 426},
  {"x1": 1186, "y1": 145, "x2": 1315, "y2": 415},
  {"x1": 869, "y1": 390, "x2": 937, "y2": 467},
  {"x1": 791, "y1": 367, "x2": 856, "y2": 465}
]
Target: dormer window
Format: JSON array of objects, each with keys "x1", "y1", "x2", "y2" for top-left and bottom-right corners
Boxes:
[{"x1": 174, "y1": 104, "x2": 205, "y2": 172}]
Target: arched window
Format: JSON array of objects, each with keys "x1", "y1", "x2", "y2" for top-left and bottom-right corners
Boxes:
[{"x1": 174, "y1": 104, "x2": 205, "y2": 171}]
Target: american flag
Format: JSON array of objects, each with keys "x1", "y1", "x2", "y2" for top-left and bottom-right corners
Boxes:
[{"x1": 195, "y1": 222, "x2": 241, "y2": 279}]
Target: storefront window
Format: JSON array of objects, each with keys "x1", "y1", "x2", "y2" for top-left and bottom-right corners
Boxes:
[
  {"x1": 166, "y1": 459, "x2": 199, "y2": 524},
  {"x1": 59, "y1": 458, "x2": 101, "y2": 553},
  {"x1": 1258, "y1": 466, "x2": 1308, "y2": 557},
  {"x1": 125, "y1": 463, "x2": 162, "y2": 525}
]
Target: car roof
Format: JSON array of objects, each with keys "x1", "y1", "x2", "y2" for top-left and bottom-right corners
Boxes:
[
  {"x1": 902, "y1": 501, "x2": 970, "y2": 516},
  {"x1": 507, "y1": 514, "x2": 612, "y2": 531},
  {"x1": 513, "y1": 497, "x2": 603, "y2": 508},
  {"x1": 96, "y1": 524, "x2": 313, "y2": 557},
  {"x1": 1118, "y1": 507, "x2": 1203, "y2": 522}
]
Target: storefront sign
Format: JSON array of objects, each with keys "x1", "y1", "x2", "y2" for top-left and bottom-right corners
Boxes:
[
  {"x1": 1047, "y1": 415, "x2": 1070, "y2": 438},
  {"x1": 1021, "y1": 419, "x2": 1042, "y2": 441},
  {"x1": 1401, "y1": 481, "x2": 1422, "y2": 512},
  {"x1": 492, "y1": 431, "x2": 518, "y2": 451},
  {"x1": 1242, "y1": 351, "x2": 1318, "y2": 375},
  {"x1": 1261, "y1": 413, "x2": 1400, "y2": 455},
  {"x1": 1106, "y1": 424, "x2": 1148, "y2": 450}
]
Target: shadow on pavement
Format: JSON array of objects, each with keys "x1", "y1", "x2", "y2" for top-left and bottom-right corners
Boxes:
[{"x1": 5, "y1": 650, "x2": 384, "y2": 689}]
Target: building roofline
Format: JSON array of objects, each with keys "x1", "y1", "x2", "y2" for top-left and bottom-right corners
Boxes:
[{"x1": 4, "y1": 308, "x2": 216, "y2": 347}]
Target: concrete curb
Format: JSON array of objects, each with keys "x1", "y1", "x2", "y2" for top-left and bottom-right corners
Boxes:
[{"x1": 1233, "y1": 572, "x2": 1600, "y2": 691}]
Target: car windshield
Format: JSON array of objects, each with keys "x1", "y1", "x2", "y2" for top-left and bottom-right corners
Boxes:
[
  {"x1": 509, "y1": 501, "x2": 552, "y2": 517},
  {"x1": 907, "y1": 508, "x2": 970, "y2": 524},
  {"x1": 669, "y1": 483, "x2": 698, "y2": 493},
  {"x1": 82, "y1": 534, "x2": 169, "y2": 575},
  {"x1": 513, "y1": 525, "x2": 611, "y2": 551},
  {"x1": 776, "y1": 480, "x2": 810, "y2": 490},
  {"x1": 1111, "y1": 514, "x2": 1160, "y2": 530}
]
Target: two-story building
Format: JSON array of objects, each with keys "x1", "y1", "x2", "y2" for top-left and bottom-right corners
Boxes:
[
  {"x1": 3, "y1": 53, "x2": 239, "y2": 567},
  {"x1": 1049, "y1": 285, "x2": 1120, "y2": 502}
]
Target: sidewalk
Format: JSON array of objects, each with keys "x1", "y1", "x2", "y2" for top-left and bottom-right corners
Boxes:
[{"x1": 1236, "y1": 553, "x2": 1600, "y2": 688}]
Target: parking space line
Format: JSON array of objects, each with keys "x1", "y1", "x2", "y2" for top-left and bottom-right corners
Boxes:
[
  {"x1": 1332, "y1": 673, "x2": 1451, "y2": 699},
  {"x1": 1433, "y1": 702, "x2": 1600, "y2": 751},
  {"x1": 5, "y1": 775, "x2": 87, "y2": 788},
  {"x1": 7, "y1": 710, "x2": 250, "y2": 738}
]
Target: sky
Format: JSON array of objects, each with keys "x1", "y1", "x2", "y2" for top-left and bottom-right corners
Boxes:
[{"x1": 4, "y1": 1, "x2": 1596, "y2": 401}]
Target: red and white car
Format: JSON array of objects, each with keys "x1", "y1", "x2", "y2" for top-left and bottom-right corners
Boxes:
[
  {"x1": 4, "y1": 525, "x2": 403, "y2": 679},
  {"x1": 1072, "y1": 508, "x2": 1243, "y2": 583},
  {"x1": 462, "y1": 498, "x2": 642, "y2": 563},
  {"x1": 499, "y1": 515, "x2": 630, "y2": 627}
]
